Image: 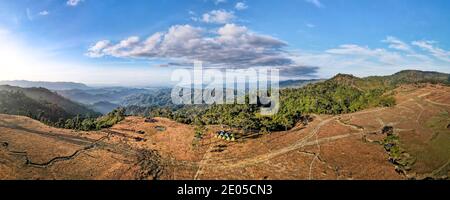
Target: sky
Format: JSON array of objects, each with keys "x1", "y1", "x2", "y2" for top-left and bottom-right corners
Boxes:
[{"x1": 0, "y1": 0, "x2": 450, "y2": 86}]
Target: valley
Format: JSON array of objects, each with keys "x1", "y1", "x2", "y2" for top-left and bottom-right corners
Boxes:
[
  {"x1": 1, "y1": 83, "x2": 449, "y2": 180},
  {"x1": 1, "y1": 0, "x2": 450, "y2": 185}
]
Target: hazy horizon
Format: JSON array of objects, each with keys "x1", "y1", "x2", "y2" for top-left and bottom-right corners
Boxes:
[{"x1": 0, "y1": 68, "x2": 447, "y2": 88}]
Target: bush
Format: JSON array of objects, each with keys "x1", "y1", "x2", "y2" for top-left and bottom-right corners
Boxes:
[{"x1": 95, "y1": 108, "x2": 126, "y2": 130}]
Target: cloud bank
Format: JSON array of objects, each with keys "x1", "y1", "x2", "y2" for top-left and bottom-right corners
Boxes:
[
  {"x1": 292, "y1": 36, "x2": 450, "y2": 77},
  {"x1": 87, "y1": 24, "x2": 298, "y2": 68},
  {"x1": 87, "y1": 23, "x2": 450, "y2": 79},
  {"x1": 200, "y1": 10, "x2": 235, "y2": 24}
]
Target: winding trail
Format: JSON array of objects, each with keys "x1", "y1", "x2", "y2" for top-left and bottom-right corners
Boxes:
[
  {"x1": 425, "y1": 99, "x2": 450, "y2": 107},
  {"x1": 6, "y1": 133, "x2": 111, "y2": 168},
  {"x1": 203, "y1": 108, "x2": 387, "y2": 170}
]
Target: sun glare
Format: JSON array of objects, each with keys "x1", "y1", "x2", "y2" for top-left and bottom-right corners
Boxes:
[{"x1": 0, "y1": 30, "x2": 36, "y2": 80}]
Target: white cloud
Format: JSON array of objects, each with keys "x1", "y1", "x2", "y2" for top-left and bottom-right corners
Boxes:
[
  {"x1": 306, "y1": 23, "x2": 315, "y2": 28},
  {"x1": 201, "y1": 10, "x2": 235, "y2": 24},
  {"x1": 67, "y1": 0, "x2": 84, "y2": 7},
  {"x1": 292, "y1": 37, "x2": 450, "y2": 77},
  {"x1": 38, "y1": 10, "x2": 49, "y2": 16},
  {"x1": 305, "y1": 0, "x2": 323, "y2": 8},
  {"x1": 214, "y1": 0, "x2": 227, "y2": 5},
  {"x1": 326, "y1": 44, "x2": 404, "y2": 65},
  {"x1": 85, "y1": 40, "x2": 110, "y2": 57},
  {"x1": 235, "y1": 2, "x2": 248, "y2": 10},
  {"x1": 382, "y1": 36, "x2": 412, "y2": 52},
  {"x1": 326, "y1": 44, "x2": 382, "y2": 55},
  {"x1": 412, "y1": 40, "x2": 450, "y2": 62},
  {"x1": 87, "y1": 28, "x2": 450, "y2": 80},
  {"x1": 87, "y1": 24, "x2": 293, "y2": 68},
  {"x1": 0, "y1": 28, "x2": 170, "y2": 86}
]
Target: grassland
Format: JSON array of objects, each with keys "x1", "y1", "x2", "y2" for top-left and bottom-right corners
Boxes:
[{"x1": 1, "y1": 83, "x2": 449, "y2": 180}]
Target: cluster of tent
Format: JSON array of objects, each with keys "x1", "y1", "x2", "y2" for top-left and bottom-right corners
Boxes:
[{"x1": 215, "y1": 130, "x2": 236, "y2": 141}]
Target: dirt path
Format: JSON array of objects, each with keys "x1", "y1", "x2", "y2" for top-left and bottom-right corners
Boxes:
[
  {"x1": 425, "y1": 99, "x2": 450, "y2": 107},
  {"x1": 201, "y1": 107, "x2": 387, "y2": 170},
  {"x1": 193, "y1": 138, "x2": 216, "y2": 180}
]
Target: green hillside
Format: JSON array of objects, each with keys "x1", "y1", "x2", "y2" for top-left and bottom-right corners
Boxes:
[
  {"x1": 331, "y1": 70, "x2": 450, "y2": 91},
  {"x1": 136, "y1": 70, "x2": 449, "y2": 133},
  {"x1": 384, "y1": 70, "x2": 450, "y2": 85},
  {"x1": 0, "y1": 85, "x2": 125, "y2": 131},
  {"x1": 0, "y1": 85, "x2": 101, "y2": 128},
  {"x1": 0, "y1": 85, "x2": 99, "y2": 117},
  {"x1": 0, "y1": 90, "x2": 72, "y2": 122}
]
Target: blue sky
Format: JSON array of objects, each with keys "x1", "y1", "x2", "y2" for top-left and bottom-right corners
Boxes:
[{"x1": 0, "y1": 0, "x2": 450, "y2": 86}]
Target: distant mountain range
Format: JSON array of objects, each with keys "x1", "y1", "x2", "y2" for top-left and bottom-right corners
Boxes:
[
  {"x1": 56, "y1": 87, "x2": 152, "y2": 105},
  {"x1": 88, "y1": 101, "x2": 120, "y2": 115},
  {"x1": 0, "y1": 80, "x2": 169, "y2": 114},
  {"x1": 120, "y1": 88, "x2": 173, "y2": 107},
  {"x1": 56, "y1": 87, "x2": 168, "y2": 114},
  {"x1": 0, "y1": 80, "x2": 91, "y2": 90},
  {"x1": 3, "y1": 70, "x2": 448, "y2": 115}
]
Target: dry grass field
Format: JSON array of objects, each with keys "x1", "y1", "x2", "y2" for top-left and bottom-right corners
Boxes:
[{"x1": 1, "y1": 84, "x2": 449, "y2": 180}]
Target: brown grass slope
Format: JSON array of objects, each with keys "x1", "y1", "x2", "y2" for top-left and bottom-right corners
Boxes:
[{"x1": 0, "y1": 84, "x2": 449, "y2": 180}]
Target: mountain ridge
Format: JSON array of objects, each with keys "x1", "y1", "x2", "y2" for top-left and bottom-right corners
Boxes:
[
  {"x1": 0, "y1": 80, "x2": 91, "y2": 90},
  {"x1": 0, "y1": 85, "x2": 99, "y2": 117}
]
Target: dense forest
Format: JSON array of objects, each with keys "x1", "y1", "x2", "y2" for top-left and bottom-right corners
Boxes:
[
  {"x1": 137, "y1": 78, "x2": 395, "y2": 132},
  {"x1": 127, "y1": 70, "x2": 449, "y2": 133},
  {"x1": 1, "y1": 70, "x2": 448, "y2": 133},
  {"x1": 58, "y1": 108, "x2": 126, "y2": 131},
  {"x1": 0, "y1": 90, "x2": 73, "y2": 122}
]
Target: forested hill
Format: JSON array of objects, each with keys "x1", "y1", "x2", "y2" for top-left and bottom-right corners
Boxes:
[
  {"x1": 0, "y1": 90, "x2": 72, "y2": 122},
  {"x1": 385, "y1": 70, "x2": 450, "y2": 85},
  {"x1": 136, "y1": 70, "x2": 450, "y2": 133},
  {"x1": 330, "y1": 70, "x2": 450, "y2": 91},
  {"x1": 0, "y1": 85, "x2": 99, "y2": 118},
  {"x1": 279, "y1": 79, "x2": 325, "y2": 88}
]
